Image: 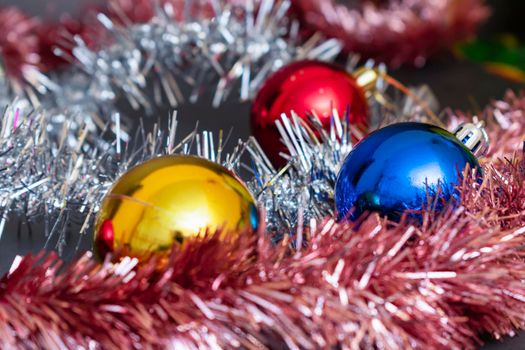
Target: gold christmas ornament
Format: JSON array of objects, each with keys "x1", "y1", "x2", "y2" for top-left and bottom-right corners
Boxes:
[{"x1": 94, "y1": 155, "x2": 259, "y2": 262}]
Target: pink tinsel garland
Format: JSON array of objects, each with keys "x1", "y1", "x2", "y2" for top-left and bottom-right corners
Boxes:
[{"x1": 292, "y1": 0, "x2": 490, "y2": 67}]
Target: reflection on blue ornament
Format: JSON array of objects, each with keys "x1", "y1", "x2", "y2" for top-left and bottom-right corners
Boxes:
[{"x1": 335, "y1": 122, "x2": 480, "y2": 221}]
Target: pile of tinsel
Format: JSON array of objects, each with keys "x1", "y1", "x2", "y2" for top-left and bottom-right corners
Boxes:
[{"x1": 1, "y1": 0, "x2": 524, "y2": 349}]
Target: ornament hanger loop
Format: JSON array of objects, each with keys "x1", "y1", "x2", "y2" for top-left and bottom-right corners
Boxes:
[{"x1": 453, "y1": 119, "x2": 490, "y2": 158}]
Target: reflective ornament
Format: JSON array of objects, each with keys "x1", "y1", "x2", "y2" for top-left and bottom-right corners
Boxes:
[
  {"x1": 94, "y1": 155, "x2": 259, "y2": 262},
  {"x1": 251, "y1": 60, "x2": 369, "y2": 166},
  {"x1": 335, "y1": 122, "x2": 480, "y2": 221}
]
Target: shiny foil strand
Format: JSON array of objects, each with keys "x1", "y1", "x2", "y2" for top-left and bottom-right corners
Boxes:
[
  {"x1": 0, "y1": 39, "x2": 129, "y2": 249},
  {"x1": 58, "y1": 0, "x2": 342, "y2": 111},
  {"x1": 0, "y1": 102, "x2": 115, "y2": 247},
  {"x1": 0, "y1": 31, "x2": 122, "y2": 246},
  {"x1": 292, "y1": 0, "x2": 490, "y2": 67}
]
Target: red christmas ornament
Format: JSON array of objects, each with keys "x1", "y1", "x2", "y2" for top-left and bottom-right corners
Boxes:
[{"x1": 251, "y1": 60, "x2": 369, "y2": 166}]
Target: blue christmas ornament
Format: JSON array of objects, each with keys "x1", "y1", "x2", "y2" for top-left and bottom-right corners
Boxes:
[{"x1": 335, "y1": 122, "x2": 488, "y2": 221}]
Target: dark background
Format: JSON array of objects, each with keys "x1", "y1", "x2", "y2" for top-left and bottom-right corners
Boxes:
[{"x1": 0, "y1": 0, "x2": 524, "y2": 348}]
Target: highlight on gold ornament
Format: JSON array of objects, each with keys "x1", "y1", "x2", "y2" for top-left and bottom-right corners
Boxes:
[{"x1": 93, "y1": 155, "x2": 259, "y2": 262}]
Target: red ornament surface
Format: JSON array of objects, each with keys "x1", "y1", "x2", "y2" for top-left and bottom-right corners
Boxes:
[
  {"x1": 251, "y1": 60, "x2": 368, "y2": 166},
  {"x1": 95, "y1": 219, "x2": 115, "y2": 259}
]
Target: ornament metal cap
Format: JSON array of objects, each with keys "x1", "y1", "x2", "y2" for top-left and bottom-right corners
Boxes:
[
  {"x1": 453, "y1": 120, "x2": 490, "y2": 157},
  {"x1": 352, "y1": 66, "x2": 380, "y2": 93}
]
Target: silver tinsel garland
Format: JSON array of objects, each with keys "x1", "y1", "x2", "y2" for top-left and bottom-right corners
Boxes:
[
  {"x1": 0, "y1": 60, "x2": 442, "y2": 252},
  {"x1": 58, "y1": 0, "x2": 342, "y2": 112},
  {"x1": 0, "y1": 59, "x2": 122, "y2": 253}
]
